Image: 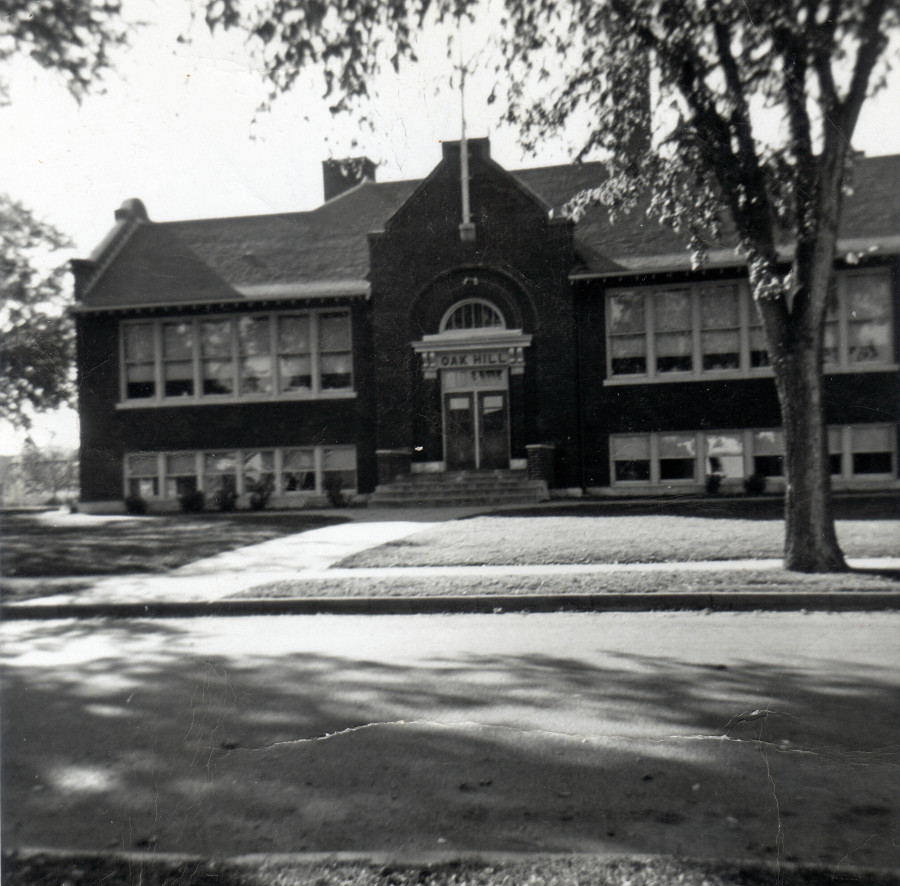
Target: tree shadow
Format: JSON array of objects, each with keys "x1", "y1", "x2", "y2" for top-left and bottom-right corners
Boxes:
[
  {"x1": 2, "y1": 619, "x2": 897, "y2": 869},
  {"x1": 0, "y1": 512, "x2": 346, "y2": 578}
]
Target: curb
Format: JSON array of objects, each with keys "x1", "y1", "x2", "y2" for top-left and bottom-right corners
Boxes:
[
  {"x1": 4, "y1": 848, "x2": 900, "y2": 885},
  {"x1": 3, "y1": 590, "x2": 899, "y2": 619}
]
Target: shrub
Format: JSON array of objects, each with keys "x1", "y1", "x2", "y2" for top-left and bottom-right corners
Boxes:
[
  {"x1": 323, "y1": 474, "x2": 347, "y2": 508},
  {"x1": 179, "y1": 490, "x2": 206, "y2": 512},
  {"x1": 705, "y1": 473, "x2": 723, "y2": 495},
  {"x1": 744, "y1": 473, "x2": 767, "y2": 496},
  {"x1": 124, "y1": 495, "x2": 148, "y2": 515},
  {"x1": 247, "y1": 474, "x2": 275, "y2": 511},
  {"x1": 213, "y1": 487, "x2": 238, "y2": 512}
]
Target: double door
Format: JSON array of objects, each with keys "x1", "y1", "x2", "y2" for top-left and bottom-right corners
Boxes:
[{"x1": 443, "y1": 390, "x2": 509, "y2": 470}]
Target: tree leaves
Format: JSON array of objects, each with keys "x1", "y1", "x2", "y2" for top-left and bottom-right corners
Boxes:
[{"x1": 0, "y1": 197, "x2": 74, "y2": 430}]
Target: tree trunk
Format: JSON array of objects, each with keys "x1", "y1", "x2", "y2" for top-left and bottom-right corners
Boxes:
[{"x1": 771, "y1": 345, "x2": 847, "y2": 573}]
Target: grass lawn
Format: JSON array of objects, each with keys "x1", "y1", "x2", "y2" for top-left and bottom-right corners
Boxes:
[
  {"x1": 339, "y1": 496, "x2": 899, "y2": 568},
  {"x1": 0, "y1": 509, "x2": 347, "y2": 579},
  {"x1": 239, "y1": 566, "x2": 900, "y2": 599}
]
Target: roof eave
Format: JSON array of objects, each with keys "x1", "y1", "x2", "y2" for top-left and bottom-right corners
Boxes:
[{"x1": 570, "y1": 235, "x2": 900, "y2": 281}]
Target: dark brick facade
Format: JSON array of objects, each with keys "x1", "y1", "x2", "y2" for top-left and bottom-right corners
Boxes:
[{"x1": 74, "y1": 143, "x2": 900, "y2": 506}]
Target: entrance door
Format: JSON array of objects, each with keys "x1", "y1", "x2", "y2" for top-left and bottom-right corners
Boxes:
[
  {"x1": 444, "y1": 393, "x2": 476, "y2": 469},
  {"x1": 443, "y1": 390, "x2": 509, "y2": 469},
  {"x1": 478, "y1": 391, "x2": 509, "y2": 469}
]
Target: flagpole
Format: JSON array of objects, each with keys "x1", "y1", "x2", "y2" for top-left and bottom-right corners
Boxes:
[{"x1": 458, "y1": 15, "x2": 475, "y2": 241}]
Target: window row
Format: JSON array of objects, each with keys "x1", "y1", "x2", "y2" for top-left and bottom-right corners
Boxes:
[
  {"x1": 125, "y1": 446, "x2": 357, "y2": 500},
  {"x1": 611, "y1": 424, "x2": 896, "y2": 485},
  {"x1": 121, "y1": 310, "x2": 353, "y2": 403},
  {"x1": 607, "y1": 270, "x2": 893, "y2": 381}
]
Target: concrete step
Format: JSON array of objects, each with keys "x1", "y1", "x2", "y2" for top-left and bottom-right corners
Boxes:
[{"x1": 369, "y1": 471, "x2": 548, "y2": 508}]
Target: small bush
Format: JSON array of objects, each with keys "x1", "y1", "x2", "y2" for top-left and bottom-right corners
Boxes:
[
  {"x1": 743, "y1": 473, "x2": 767, "y2": 496},
  {"x1": 213, "y1": 487, "x2": 238, "y2": 512},
  {"x1": 705, "y1": 473, "x2": 723, "y2": 495},
  {"x1": 247, "y1": 474, "x2": 275, "y2": 511},
  {"x1": 179, "y1": 490, "x2": 206, "y2": 512},
  {"x1": 124, "y1": 495, "x2": 148, "y2": 515},
  {"x1": 323, "y1": 474, "x2": 347, "y2": 508}
]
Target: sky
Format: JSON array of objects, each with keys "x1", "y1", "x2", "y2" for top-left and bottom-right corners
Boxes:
[{"x1": 2, "y1": 0, "x2": 899, "y2": 455}]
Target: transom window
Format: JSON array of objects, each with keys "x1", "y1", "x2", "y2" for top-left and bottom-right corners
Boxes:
[
  {"x1": 610, "y1": 424, "x2": 896, "y2": 486},
  {"x1": 120, "y1": 310, "x2": 353, "y2": 404},
  {"x1": 441, "y1": 299, "x2": 505, "y2": 332},
  {"x1": 607, "y1": 269, "x2": 893, "y2": 381}
]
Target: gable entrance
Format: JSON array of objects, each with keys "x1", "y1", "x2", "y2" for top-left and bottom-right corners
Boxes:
[{"x1": 413, "y1": 296, "x2": 532, "y2": 472}]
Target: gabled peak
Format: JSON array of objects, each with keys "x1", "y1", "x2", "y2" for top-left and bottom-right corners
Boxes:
[{"x1": 115, "y1": 198, "x2": 149, "y2": 222}]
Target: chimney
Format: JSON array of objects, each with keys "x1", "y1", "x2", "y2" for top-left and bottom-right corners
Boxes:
[
  {"x1": 322, "y1": 157, "x2": 376, "y2": 202},
  {"x1": 114, "y1": 198, "x2": 149, "y2": 222}
]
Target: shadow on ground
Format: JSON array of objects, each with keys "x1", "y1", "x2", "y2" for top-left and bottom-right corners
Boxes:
[{"x1": 2, "y1": 618, "x2": 897, "y2": 868}]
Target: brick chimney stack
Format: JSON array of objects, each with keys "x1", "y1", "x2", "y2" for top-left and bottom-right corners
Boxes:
[{"x1": 322, "y1": 157, "x2": 376, "y2": 202}]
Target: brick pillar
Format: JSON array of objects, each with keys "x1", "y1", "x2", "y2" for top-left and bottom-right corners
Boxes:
[
  {"x1": 376, "y1": 449, "x2": 412, "y2": 485},
  {"x1": 526, "y1": 444, "x2": 556, "y2": 487}
]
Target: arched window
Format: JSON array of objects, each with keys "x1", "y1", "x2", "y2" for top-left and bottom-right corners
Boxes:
[{"x1": 441, "y1": 299, "x2": 505, "y2": 332}]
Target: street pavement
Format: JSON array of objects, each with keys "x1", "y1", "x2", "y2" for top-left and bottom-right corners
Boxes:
[{"x1": 2, "y1": 610, "x2": 898, "y2": 869}]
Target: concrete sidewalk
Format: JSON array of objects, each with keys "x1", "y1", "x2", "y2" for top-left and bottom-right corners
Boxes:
[{"x1": 3, "y1": 507, "x2": 900, "y2": 616}]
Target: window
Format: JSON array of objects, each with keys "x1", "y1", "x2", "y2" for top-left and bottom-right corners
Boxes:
[
  {"x1": 753, "y1": 430, "x2": 784, "y2": 477},
  {"x1": 127, "y1": 454, "x2": 159, "y2": 497},
  {"x1": 319, "y1": 312, "x2": 353, "y2": 389},
  {"x1": 654, "y1": 290, "x2": 693, "y2": 374},
  {"x1": 120, "y1": 310, "x2": 353, "y2": 404},
  {"x1": 706, "y1": 432, "x2": 743, "y2": 478},
  {"x1": 852, "y1": 426, "x2": 894, "y2": 475},
  {"x1": 658, "y1": 433, "x2": 696, "y2": 480},
  {"x1": 609, "y1": 424, "x2": 896, "y2": 487},
  {"x1": 322, "y1": 446, "x2": 358, "y2": 490},
  {"x1": 829, "y1": 428, "x2": 843, "y2": 476},
  {"x1": 238, "y1": 317, "x2": 272, "y2": 395},
  {"x1": 201, "y1": 320, "x2": 234, "y2": 395},
  {"x1": 608, "y1": 292, "x2": 647, "y2": 375},
  {"x1": 607, "y1": 269, "x2": 893, "y2": 382},
  {"x1": 126, "y1": 445, "x2": 358, "y2": 501},
  {"x1": 242, "y1": 450, "x2": 275, "y2": 492},
  {"x1": 282, "y1": 448, "x2": 316, "y2": 492},
  {"x1": 123, "y1": 323, "x2": 155, "y2": 399},
  {"x1": 846, "y1": 273, "x2": 892, "y2": 365},
  {"x1": 162, "y1": 321, "x2": 194, "y2": 397},
  {"x1": 612, "y1": 435, "x2": 651, "y2": 481},
  {"x1": 442, "y1": 299, "x2": 505, "y2": 331},
  {"x1": 165, "y1": 453, "x2": 198, "y2": 499},
  {"x1": 204, "y1": 451, "x2": 237, "y2": 499},
  {"x1": 278, "y1": 314, "x2": 312, "y2": 392},
  {"x1": 701, "y1": 285, "x2": 740, "y2": 370}
]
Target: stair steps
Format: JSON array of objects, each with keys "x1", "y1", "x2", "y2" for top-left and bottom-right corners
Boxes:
[{"x1": 368, "y1": 470, "x2": 548, "y2": 508}]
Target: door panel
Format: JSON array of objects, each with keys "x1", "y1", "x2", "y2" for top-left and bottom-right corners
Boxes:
[
  {"x1": 478, "y1": 391, "x2": 509, "y2": 469},
  {"x1": 444, "y1": 393, "x2": 476, "y2": 469}
]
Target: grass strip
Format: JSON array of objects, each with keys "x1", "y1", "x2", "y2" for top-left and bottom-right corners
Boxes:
[
  {"x1": 4, "y1": 852, "x2": 898, "y2": 886},
  {"x1": 236, "y1": 568, "x2": 900, "y2": 600}
]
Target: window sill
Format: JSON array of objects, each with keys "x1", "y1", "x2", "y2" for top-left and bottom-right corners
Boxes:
[
  {"x1": 117, "y1": 391, "x2": 357, "y2": 409},
  {"x1": 603, "y1": 363, "x2": 898, "y2": 386}
]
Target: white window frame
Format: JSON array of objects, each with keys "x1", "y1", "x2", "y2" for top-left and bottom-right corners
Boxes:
[
  {"x1": 440, "y1": 299, "x2": 506, "y2": 333},
  {"x1": 119, "y1": 309, "x2": 355, "y2": 407},
  {"x1": 605, "y1": 269, "x2": 895, "y2": 384},
  {"x1": 609, "y1": 424, "x2": 897, "y2": 487},
  {"x1": 123, "y1": 445, "x2": 358, "y2": 500}
]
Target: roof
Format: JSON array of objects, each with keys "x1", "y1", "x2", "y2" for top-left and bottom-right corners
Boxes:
[{"x1": 76, "y1": 152, "x2": 900, "y2": 310}]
